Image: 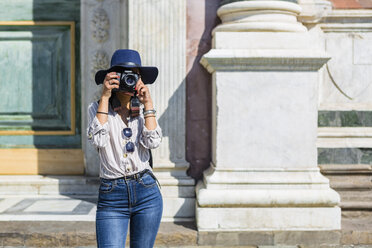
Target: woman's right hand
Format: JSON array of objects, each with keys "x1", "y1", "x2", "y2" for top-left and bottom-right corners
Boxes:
[{"x1": 102, "y1": 72, "x2": 120, "y2": 99}]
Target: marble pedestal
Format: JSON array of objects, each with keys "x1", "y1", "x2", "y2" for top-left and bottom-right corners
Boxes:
[{"x1": 198, "y1": 29, "x2": 341, "y2": 235}]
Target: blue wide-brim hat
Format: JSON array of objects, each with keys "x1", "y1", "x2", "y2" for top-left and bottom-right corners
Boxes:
[{"x1": 95, "y1": 49, "x2": 158, "y2": 85}]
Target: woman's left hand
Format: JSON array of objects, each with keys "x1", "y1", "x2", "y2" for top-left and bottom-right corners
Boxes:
[
  {"x1": 136, "y1": 79, "x2": 153, "y2": 106},
  {"x1": 136, "y1": 79, "x2": 156, "y2": 130}
]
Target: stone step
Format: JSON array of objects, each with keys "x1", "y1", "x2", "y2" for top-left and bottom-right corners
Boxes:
[
  {"x1": 320, "y1": 164, "x2": 372, "y2": 210},
  {"x1": 339, "y1": 190, "x2": 372, "y2": 203},
  {"x1": 319, "y1": 164, "x2": 372, "y2": 174},
  {"x1": 0, "y1": 174, "x2": 196, "y2": 222},
  {"x1": 0, "y1": 175, "x2": 196, "y2": 200},
  {"x1": 0, "y1": 221, "x2": 197, "y2": 247},
  {"x1": 341, "y1": 210, "x2": 372, "y2": 246},
  {"x1": 0, "y1": 175, "x2": 195, "y2": 197},
  {"x1": 340, "y1": 201, "x2": 372, "y2": 210},
  {"x1": 0, "y1": 175, "x2": 100, "y2": 195},
  {"x1": 319, "y1": 164, "x2": 372, "y2": 190},
  {"x1": 326, "y1": 175, "x2": 372, "y2": 190}
]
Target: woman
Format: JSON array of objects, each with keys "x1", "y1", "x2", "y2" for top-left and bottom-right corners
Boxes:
[{"x1": 87, "y1": 49, "x2": 163, "y2": 248}]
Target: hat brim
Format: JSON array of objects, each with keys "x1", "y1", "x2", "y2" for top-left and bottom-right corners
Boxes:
[{"x1": 95, "y1": 65, "x2": 159, "y2": 85}]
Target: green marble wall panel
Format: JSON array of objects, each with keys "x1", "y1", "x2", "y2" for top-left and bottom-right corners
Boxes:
[
  {"x1": 0, "y1": 0, "x2": 80, "y2": 148},
  {"x1": 0, "y1": 26, "x2": 71, "y2": 131},
  {"x1": 318, "y1": 111, "x2": 372, "y2": 127},
  {"x1": 318, "y1": 148, "x2": 372, "y2": 164},
  {"x1": 0, "y1": 0, "x2": 80, "y2": 22}
]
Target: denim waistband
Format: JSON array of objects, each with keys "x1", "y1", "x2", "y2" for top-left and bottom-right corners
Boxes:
[
  {"x1": 100, "y1": 169, "x2": 161, "y2": 188},
  {"x1": 101, "y1": 169, "x2": 150, "y2": 181}
]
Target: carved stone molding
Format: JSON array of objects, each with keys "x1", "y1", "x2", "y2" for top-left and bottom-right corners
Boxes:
[
  {"x1": 90, "y1": 8, "x2": 109, "y2": 43},
  {"x1": 90, "y1": 50, "x2": 109, "y2": 100},
  {"x1": 215, "y1": 0, "x2": 307, "y2": 33},
  {"x1": 298, "y1": 0, "x2": 332, "y2": 24},
  {"x1": 220, "y1": 0, "x2": 297, "y2": 6},
  {"x1": 82, "y1": 0, "x2": 121, "y2": 177}
]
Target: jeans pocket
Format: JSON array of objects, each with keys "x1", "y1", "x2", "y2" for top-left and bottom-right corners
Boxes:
[
  {"x1": 139, "y1": 173, "x2": 157, "y2": 188},
  {"x1": 99, "y1": 179, "x2": 115, "y2": 193}
]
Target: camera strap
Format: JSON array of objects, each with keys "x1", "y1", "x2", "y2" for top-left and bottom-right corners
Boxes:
[{"x1": 130, "y1": 94, "x2": 140, "y2": 118}]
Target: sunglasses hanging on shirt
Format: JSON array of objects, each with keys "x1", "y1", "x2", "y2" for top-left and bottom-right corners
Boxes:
[{"x1": 123, "y1": 127, "x2": 135, "y2": 158}]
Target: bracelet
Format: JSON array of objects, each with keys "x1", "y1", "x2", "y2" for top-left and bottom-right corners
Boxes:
[
  {"x1": 144, "y1": 114, "x2": 156, "y2": 118},
  {"x1": 143, "y1": 109, "x2": 156, "y2": 116},
  {"x1": 97, "y1": 111, "x2": 108, "y2": 115}
]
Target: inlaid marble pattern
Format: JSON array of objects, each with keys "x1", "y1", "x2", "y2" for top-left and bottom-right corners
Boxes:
[
  {"x1": 319, "y1": 26, "x2": 372, "y2": 110},
  {"x1": 24, "y1": 200, "x2": 81, "y2": 212},
  {"x1": 0, "y1": 197, "x2": 96, "y2": 215},
  {"x1": 318, "y1": 111, "x2": 372, "y2": 127},
  {"x1": 318, "y1": 148, "x2": 372, "y2": 164}
]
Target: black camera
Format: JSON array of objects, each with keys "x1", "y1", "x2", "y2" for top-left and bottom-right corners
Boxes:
[{"x1": 114, "y1": 70, "x2": 140, "y2": 93}]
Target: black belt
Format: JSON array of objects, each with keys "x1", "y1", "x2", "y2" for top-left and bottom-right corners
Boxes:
[
  {"x1": 117, "y1": 169, "x2": 150, "y2": 181},
  {"x1": 107, "y1": 169, "x2": 161, "y2": 188}
]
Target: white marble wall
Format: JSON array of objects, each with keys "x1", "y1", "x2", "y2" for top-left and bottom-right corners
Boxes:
[
  {"x1": 81, "y1": 0, "x2": 122, "y2": 176},
  {"x1": 316, "y1": 15, "x2": 372, "y2": 148},
  {"x1": 126, "y1": 0, "x2": 195, "y2": 221},
  {"x1": 127, "y1": 0, "x2": 188, "y2": 169},
  {"x1": 214, "y1": 70, "x2": 318, "y2": 169},
  {"x1": 319, "y1": 24, "x2": 372, "y2": 111}
]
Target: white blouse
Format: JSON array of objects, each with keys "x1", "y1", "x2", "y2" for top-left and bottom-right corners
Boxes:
[{"x1": 86, "y1": 101, "x2": 162, "y2": 179}]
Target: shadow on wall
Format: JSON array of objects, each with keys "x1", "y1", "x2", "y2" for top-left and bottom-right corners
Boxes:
[
  {"x1": 157, "y1": 80, "x2": 188, "y2": 166},
  {"x1": 185, "y1": 0, "x2": 221, "y2": 180}
]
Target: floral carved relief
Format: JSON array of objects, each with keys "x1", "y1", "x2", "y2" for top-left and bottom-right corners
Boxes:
[
  {"x1": 91, "y1": 8, "x2": 110, "y2": 43},
  {"x1": 91, "y1": 50, "x2": 109, "y2": 82}
]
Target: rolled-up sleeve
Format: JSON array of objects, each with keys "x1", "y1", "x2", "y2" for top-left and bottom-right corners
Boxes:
[
  {"x1": 140, "y1": 118, "x2": 162, "y2": 149},
  {"x1": 87, "y1": 102, "x2": 110, "y2": 149}
]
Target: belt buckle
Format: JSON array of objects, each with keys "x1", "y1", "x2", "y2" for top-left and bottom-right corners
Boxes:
[{"x1": 134, "y1": 173, "x2": 139, "y2": 180}]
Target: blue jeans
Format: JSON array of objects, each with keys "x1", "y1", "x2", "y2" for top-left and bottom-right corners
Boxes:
[{"x1": 96, "y1": 169, "x2": 163, "y2": 248}]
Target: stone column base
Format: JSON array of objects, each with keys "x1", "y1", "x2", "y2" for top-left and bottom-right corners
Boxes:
[
  {"x1": 196, "y1": 166, "x2": 341, "y2": 231},
  {"x1": 196, "y1": 205, "x2": 341, "y2": 231}
]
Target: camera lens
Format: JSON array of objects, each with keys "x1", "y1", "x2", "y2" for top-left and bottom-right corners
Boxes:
[
  {"x1": 125, "y1": 75, "x2": 137, "y2": 86},
  {"x1": 119, "y1": 70, "x2": 139, "y2": 92}
]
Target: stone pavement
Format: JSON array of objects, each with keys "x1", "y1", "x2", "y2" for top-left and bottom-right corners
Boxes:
[
  {"x1": 0, "y1": 194, "x2": 197, "y2": 247},
  {"x1": 0, "y1": 194, "x2": 372, "y2": 247},
  {"x1": 0, "y1": 194, "x2": 97, "y2": 222}
]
